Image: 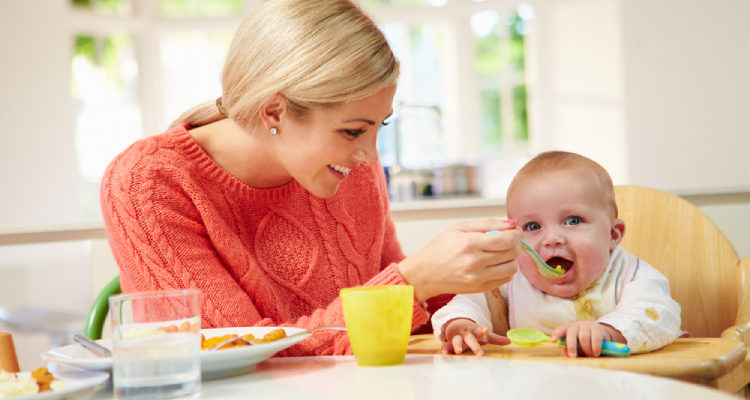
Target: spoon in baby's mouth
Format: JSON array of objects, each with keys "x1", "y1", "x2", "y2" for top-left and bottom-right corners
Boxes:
[{"x1": 486, "y1": 231, "x2": 564, "y2": 278}]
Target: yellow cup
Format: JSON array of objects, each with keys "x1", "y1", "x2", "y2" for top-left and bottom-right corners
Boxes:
[{"x1": 340, "y1": 285, "x2": 414, "y2": 366}]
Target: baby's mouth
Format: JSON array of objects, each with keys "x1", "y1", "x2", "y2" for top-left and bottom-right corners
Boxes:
[{"x1": 545, "y1": 257, "x2": 573, "y2": 273}]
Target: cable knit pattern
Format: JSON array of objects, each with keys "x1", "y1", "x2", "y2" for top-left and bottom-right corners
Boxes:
[{"x1": 100, "y1": 124, "x2": 431, "y2": 356}]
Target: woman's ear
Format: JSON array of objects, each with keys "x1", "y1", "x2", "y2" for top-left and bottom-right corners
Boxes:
[
  {"x1": 259, "y1": 93, "x2": 286, "y2": 130},
  {"x1": 610, "y1": 218, "x2": 626, "y2": 252}
]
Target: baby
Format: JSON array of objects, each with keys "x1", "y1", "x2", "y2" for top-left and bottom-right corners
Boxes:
[{"x1": 432, "y1": 151, "x2": 682, "y2": 357}]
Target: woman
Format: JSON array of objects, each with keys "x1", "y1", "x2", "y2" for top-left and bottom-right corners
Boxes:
[{"x1": 100, "y1": 0, "x2": 520, "y2": 355}]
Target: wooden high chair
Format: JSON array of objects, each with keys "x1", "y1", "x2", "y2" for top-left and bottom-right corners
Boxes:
[
  {"x1": 482, "y1": 185, "x2": 750, "y2": 393},
  {"x1": 614, "y1": 185, "x2": 750, "y2": 395},
  {"x1": 613, "y1": 185, "x2": 750, "y2": 341}
]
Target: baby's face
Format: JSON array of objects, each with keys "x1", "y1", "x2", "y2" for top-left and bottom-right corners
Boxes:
[{"x1": 507, "y1": 169, "x2": 623, "y2": 298}]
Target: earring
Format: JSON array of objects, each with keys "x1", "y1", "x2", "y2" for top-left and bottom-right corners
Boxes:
[{"x1": 269, "y1": 127, "x2": 278, "y2": 135}]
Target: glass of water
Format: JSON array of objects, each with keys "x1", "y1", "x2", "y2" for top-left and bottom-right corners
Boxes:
[{"x1": 109, "y1": 289, "x2": 201, "y2": 399}]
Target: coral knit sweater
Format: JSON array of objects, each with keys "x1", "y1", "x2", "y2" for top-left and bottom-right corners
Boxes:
[{"x1": 100, "y1": 124, "x2": 431, "y2": 356}]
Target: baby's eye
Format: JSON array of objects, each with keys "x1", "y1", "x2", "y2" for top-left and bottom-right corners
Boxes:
[
  {"x1": 343, "y1": 129, "x2": 365, "y2": 138},
  {"x1": 523, "y1": 222, "x2": 541, "y2": 232},
  {"x1": 380, "y1": 120, "x2": 391, "y2": 127},
  {"x1": 566, "y1": 216, "x2": 582, "y2": 226}
]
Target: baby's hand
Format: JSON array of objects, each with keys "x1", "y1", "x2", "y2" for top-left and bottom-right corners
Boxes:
[
  {"x1": 550, "y1": 321, "x2": 624, "y2": 358},
  {"x1": 440, "y1": 319, "x2": 509, "y2": 356}
]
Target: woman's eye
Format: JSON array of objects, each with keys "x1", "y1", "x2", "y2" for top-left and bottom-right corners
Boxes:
[
  {"x1": 523, "y1": 222, "x2": 540, "y2": 232},
  {"x1": 380, "y1": 120, "x2": 391, "y2": 127},
  {"x1": 343, "y1": 129, "x2": 365, "y2": 138},
  {"x1": 566, "y1": 216, "x2": 582, "y2": 225}
]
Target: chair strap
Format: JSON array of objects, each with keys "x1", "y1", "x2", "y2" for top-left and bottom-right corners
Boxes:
[{"x1": 484, "y1": 288, "x2": 509, "y2": 335}]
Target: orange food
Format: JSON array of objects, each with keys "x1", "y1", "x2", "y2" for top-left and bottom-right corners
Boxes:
[
  {"x1": 158, "y1": 322, "x2": 199, "y2": 334},
  {"x1": 201, "y1": 334, "x2": 241, "y2": 350},
  {"x1": 200, "y1": 329, "x2": 287, "y2": 350},
  {"x1": 254, "y1": 329, "x2": 287, "y2": 343},
  {"x1": 31, "y1": 367, "x2": 55, "y2": 392}
]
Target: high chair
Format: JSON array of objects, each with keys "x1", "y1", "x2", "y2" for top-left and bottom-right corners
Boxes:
[
  {"x1": 83, "y1": 275, "x2": 120, "y2": 340},
  {"x1": 618, "y1": 185, "x2": 750, "y2": 395},
  {"x1": 483, "y1": 185, "x2": 750, "y2": 394},
  {"x1": 613, "y1": 185, "x2": 750, "y2": 341}
]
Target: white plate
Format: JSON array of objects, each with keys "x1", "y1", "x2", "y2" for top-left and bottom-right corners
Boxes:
[
  {"x1": 6, "y1": 370, "x2": 108, "y2": 400},
  {"x1": 41, "y1": 327, "x2": 310, "y2": 380}
]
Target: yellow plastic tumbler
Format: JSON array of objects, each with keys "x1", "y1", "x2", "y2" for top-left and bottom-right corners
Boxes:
[{"x1": 340, "y1": 285, "x2": 414, "y2": 366}]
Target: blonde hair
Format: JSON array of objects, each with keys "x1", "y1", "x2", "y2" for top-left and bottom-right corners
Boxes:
[
  {"x1": 508, "y1": 151, "x2": 618, "y2": 218},
  {"x1": 171, "y1": 0, "x2": 399, "y2": 129}
]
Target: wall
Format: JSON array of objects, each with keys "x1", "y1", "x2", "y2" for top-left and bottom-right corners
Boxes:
[
  {"x1": 621, "y1": 0, "x2": 750, "y2": 192},
  {"x1": 0, "y1": 1, "x2": 83, "y2": 226},
  {"x1": 529, "y1": 0, "x2": 629, "y2": 184},
  {"x1": 529, "y1": 0, "x2": 750, "y2": 191}
]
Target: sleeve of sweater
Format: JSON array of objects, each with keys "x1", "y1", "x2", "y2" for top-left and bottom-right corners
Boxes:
[
  {"x1": 597, "y1": 261, "x2": 682, "y2": 354},
  {"x1": 367, "y1": 163, "x2": 432, "y2": 332},
  {"x1": 101, "y1": 146, "x2": 429, "y2": 356}
]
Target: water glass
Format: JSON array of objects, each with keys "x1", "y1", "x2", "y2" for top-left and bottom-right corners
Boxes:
[
  {"x1": 109, "y1": 289, "x2": 201, "y2": 399},
  {"x1": 340, "y1": 285, "x2": 413, "y2": 366}
]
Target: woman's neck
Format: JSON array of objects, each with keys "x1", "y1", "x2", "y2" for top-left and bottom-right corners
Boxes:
[{"x1": 189, "y1": 118, "x2": 292, "y2": 189}]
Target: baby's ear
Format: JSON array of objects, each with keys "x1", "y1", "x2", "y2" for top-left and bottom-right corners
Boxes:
[{"x1": 610, "y1": 219, "x2": 626, "y2": 251}]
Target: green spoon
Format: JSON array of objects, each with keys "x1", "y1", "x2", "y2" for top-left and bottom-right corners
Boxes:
[
  {"x1": 486, "y1": 231, "x2": 564, "y2": 278},
  {"x1": 519, "y1": 240, "x2": 565, "y2": 278},
  {"x1": 507, "y1": 328, "x2": 631, "y2": 357}
]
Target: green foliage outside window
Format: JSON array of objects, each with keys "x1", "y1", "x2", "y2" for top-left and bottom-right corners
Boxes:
[
  {"x1": 71, "y1": 0, "x2": 243, "y2": 17},
  {"x1": 71, "y1": 0, "x2": 130, "y2": 16},
  {"x1": 159, "y1": 0, "x2": 243, "y2": 18},
  {"x1": 474, "y1": 11, "x2": 528, "y2": 150},
  {"x1": 480, "y1": 90, "x2": 501, "y2": 143},
  {"x1": 71, "y1": 34, "x2": 133, "y2": 97},
  {"x1": 513, "y1": 84, "x2": 528, "y2": 141}
]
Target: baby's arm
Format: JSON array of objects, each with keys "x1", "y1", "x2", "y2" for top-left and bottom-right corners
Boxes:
[
  {"x1": 550, "y1": 320, "x2": 626, "y2": 358},
  {"x1": 430, "y1": 292, "x2": 509, "y2": 355},
  {"x1": 596, "y1": 261, "x2": 682, "y2": 354}
]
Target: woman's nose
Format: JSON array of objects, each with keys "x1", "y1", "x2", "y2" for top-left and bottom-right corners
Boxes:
[{"x1": 354, "y1": 146, "x2": 379, "y2": 166}]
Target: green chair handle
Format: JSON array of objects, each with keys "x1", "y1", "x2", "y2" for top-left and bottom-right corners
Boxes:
[{"x1": 84, "y1": 276, "x2": 121, "y2": 340}]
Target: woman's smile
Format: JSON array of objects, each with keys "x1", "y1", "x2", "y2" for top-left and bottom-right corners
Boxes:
[{"x1": 328, "y1": 164, "x2": 351, "y2": 180}]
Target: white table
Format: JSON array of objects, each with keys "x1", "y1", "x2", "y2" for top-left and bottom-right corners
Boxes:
[{"x1": 88, "y1": 354, "x2": 737, "y2": 400}]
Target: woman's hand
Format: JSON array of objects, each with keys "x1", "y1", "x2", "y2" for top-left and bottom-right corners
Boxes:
[
  {"x1": 440, "y1": 318, "x2": 510, "y2": 356},
  {"x1": 550, "y1": 321, "x2": 626, "y2": 358},
  {"x1": 398, "y1": 218, "x2": 521, "y2": 302}
]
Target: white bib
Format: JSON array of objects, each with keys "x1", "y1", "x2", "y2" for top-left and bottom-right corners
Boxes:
[{"x1": 508, "y1": 246, "x2": 639, "y2": 334}]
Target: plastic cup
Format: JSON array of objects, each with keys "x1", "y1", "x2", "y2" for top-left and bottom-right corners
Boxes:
[
  {"x1": 340, "y1": 285, "x2": 413, "y2": 366},
  {"x1": 109, "y1": 289, "x2": 201, "y2": 399}
]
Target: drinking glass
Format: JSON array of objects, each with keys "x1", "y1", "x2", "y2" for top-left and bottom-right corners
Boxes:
[
  {"x1": 109, "y1": 289, "x2": 201, "y2": 399},
  {"x1": 340, "y1": 285, "x2": 413, "y2": 366}
]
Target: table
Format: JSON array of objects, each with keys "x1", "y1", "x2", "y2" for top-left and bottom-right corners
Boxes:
[
  {"x1": 407, "y1": 334, "x2": 750, "y2": 392},
  {"x1": 86, "y1": 355, "x2": 737, "y2": 400}
]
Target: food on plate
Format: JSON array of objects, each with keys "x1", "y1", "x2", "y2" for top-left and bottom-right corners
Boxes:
[
  {"x1": 0, "y1": 367, "x2": 66, "y2": 398},
  {"x1": 158, "y1": 321, "x2": 198, "y2": 333},
  {"x1": 201, "y1": 328, "x2": 288, "y2": 350},
  {"x1": 255, "y1": 328, "x2": 287, "y2": 343}
]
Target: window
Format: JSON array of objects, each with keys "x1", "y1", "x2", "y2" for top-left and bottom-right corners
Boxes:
[
  {"x1": 366, "y1": 1, "x2": 533, "y2": 199},
  {"x1": 68, "y1": 0, "x2": 247, "y2": 219},
  {"x1": 68, "y1": 0, "x2": 532, "y2": 214},
  {"x1": 472, "y1": 6, "x2": 532, "y2": 153}
]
